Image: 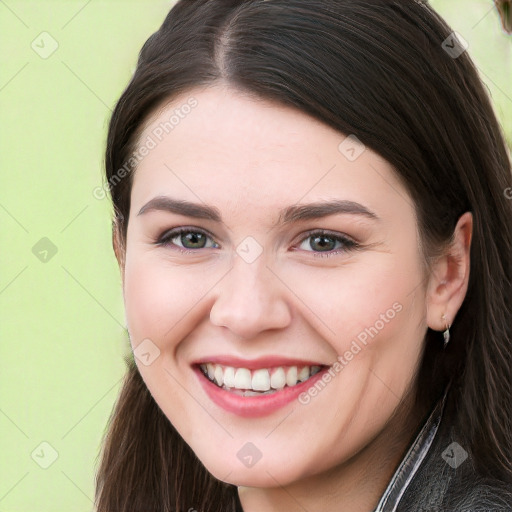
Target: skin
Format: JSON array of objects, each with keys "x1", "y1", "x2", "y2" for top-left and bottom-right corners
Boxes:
[{"x1": 113, "y1": 83, "x2": 472, "y2": 512}]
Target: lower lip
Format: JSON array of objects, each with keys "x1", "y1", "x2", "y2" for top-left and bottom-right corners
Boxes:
[{"x1": 194, "y1": 366, "x2": 328, "y2": 418}]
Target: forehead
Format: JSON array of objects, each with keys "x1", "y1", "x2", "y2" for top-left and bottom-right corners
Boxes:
[{"x1": 130, "y1": 85, "x2": 412, "y2": 223}]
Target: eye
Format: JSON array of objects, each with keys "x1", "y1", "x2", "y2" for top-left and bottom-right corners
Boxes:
[
  {"x1": 156, "y1": 227, "x2": 220, "y2": 252},
  {"x1": 295, "y1": 230, "x2": 359, "y2": 257},
  {"x1": 155, "y1": 227, "x2": 359, "y2": 257}
]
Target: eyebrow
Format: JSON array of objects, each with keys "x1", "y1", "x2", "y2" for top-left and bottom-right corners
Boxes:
[{"x1": 137, "y1": 196, "x2": 380, "y2": 224}]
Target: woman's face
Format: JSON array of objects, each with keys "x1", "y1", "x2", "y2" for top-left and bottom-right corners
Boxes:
[{"x1": 121, "y1": 84, "x2": 430, "y2": 486}]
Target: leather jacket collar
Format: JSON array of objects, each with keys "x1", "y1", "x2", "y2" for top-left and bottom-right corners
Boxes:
[
  {"x1": 373, "y1": 385, "x2": 512, "y2": 511},
  {"x1": 373, "y1": 388, "x2": 448, "y2": 511}
]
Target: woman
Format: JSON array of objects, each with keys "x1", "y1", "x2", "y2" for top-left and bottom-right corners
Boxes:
[{"x1": 95, "y1": 1, "x2": 512, "y2": 510}]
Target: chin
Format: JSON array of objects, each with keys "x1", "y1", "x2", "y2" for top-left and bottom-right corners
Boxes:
[{"x1": 198, "y1": 451, "x2": 312, "y2": 488}]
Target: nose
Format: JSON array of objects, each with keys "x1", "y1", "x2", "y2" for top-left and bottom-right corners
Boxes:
[{"x1": 209, "y1": 252, "x2": 292, "y2": 340}]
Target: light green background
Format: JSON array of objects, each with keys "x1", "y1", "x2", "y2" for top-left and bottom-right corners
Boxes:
[{"x1": 0, "y1": 1, "x2": 510, "y2": 511}]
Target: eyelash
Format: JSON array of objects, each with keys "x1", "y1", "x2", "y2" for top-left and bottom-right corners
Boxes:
[{"x1": 155, "y1": 227, "x2": 360, "y2": 258}]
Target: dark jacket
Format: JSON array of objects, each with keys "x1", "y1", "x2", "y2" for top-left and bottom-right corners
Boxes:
[{"x1": 373, "y1": 386, "x2": 512, "y2": 511}]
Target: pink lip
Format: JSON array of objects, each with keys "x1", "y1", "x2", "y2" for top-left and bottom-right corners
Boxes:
[
  {"x1": 193, "y1": 364, "x2": 329, "y2": 418},
  {"x1": 191, "y1": 355, "x2": 327, "y2": 370}
]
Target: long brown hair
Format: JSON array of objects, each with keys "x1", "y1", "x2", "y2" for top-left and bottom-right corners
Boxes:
[{"x1": 96, "y1": 1, "x2": 512, "y2": 510}]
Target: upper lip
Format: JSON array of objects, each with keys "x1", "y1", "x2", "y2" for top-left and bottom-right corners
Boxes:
[{"x1": 191, "y1": 355, "x2": 329, "y2": 370}]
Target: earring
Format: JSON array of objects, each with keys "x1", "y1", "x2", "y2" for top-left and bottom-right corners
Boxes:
[{"x1": 441, "y1": 314, "x2": 451, "y2": 348}]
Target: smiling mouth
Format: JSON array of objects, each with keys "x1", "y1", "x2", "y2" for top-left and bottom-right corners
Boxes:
[{"x1": 198, "y1": 363, "x2": 327, "y2": 396}]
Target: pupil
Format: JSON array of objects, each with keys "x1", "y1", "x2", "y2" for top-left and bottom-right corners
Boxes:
[
  {"x1": 183, "y1": 232, "x2": 206, "y2": 249},
  {"x1": 312, "y1": 235, "x2": 335, "y2": 252}
]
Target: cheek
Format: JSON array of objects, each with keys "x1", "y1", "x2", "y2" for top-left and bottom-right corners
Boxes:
[
  {"x1": 123, "y1": 253, "x2": 208, "y2": 343},
  {"x1": 122, "y1": 253, "x2": 209, "y2": 437},
  {"x1": 277, "y1": 259, "x2": 415, "y2": 348},
  {"x1": 273, "y1": 246, "x2": 426, "y2": 404},
  {"x1": 124, "y1": 263, "x2": 171, "y2": 343}
]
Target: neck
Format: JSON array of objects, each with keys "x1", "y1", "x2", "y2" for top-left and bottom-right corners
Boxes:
[{"x1": 238, "y1": 392, "x2": 430, "y2": 512}]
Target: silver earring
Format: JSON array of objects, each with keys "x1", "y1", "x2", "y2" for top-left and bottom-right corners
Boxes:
[{"x1": 441, "y1": 314, "x2": 450, "y2": 348}]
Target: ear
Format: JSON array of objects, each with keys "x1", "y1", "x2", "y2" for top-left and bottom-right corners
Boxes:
[
  {"x1": 112, "y1": 215, "x2": 126, "y2": 278},
  {"x1": 425, "y1": 211, "x2": 473, "y2": 332}
]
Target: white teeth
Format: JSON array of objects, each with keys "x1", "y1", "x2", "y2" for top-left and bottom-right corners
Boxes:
[
  {"x1": 252, "y1": 369, "x2": 271, "y2": 391},
  {"x1": 270, "y1": 367, "x2": 286, "y2": 389},
  {"x1": 286, "y1": 366, "x2": 298, "y2": 387},
  {"x1": 200, "y1": 363, "x2": 323, "y2": 392},
  {"x1": 234, "y1": 368, "x2": 252, "y2": 389},
  {"x1": 224, "y1": 366, "x2": 236, "y2": 388},
  {"x1": 207, "y1": 363, "x2": 215, "y2": 380},
  {"x1": 298, "y1": 366, "x2": 310, "y2": 382},
  {"x1": 214, "y1": 365, "x2": 224, "y2": 387}
]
